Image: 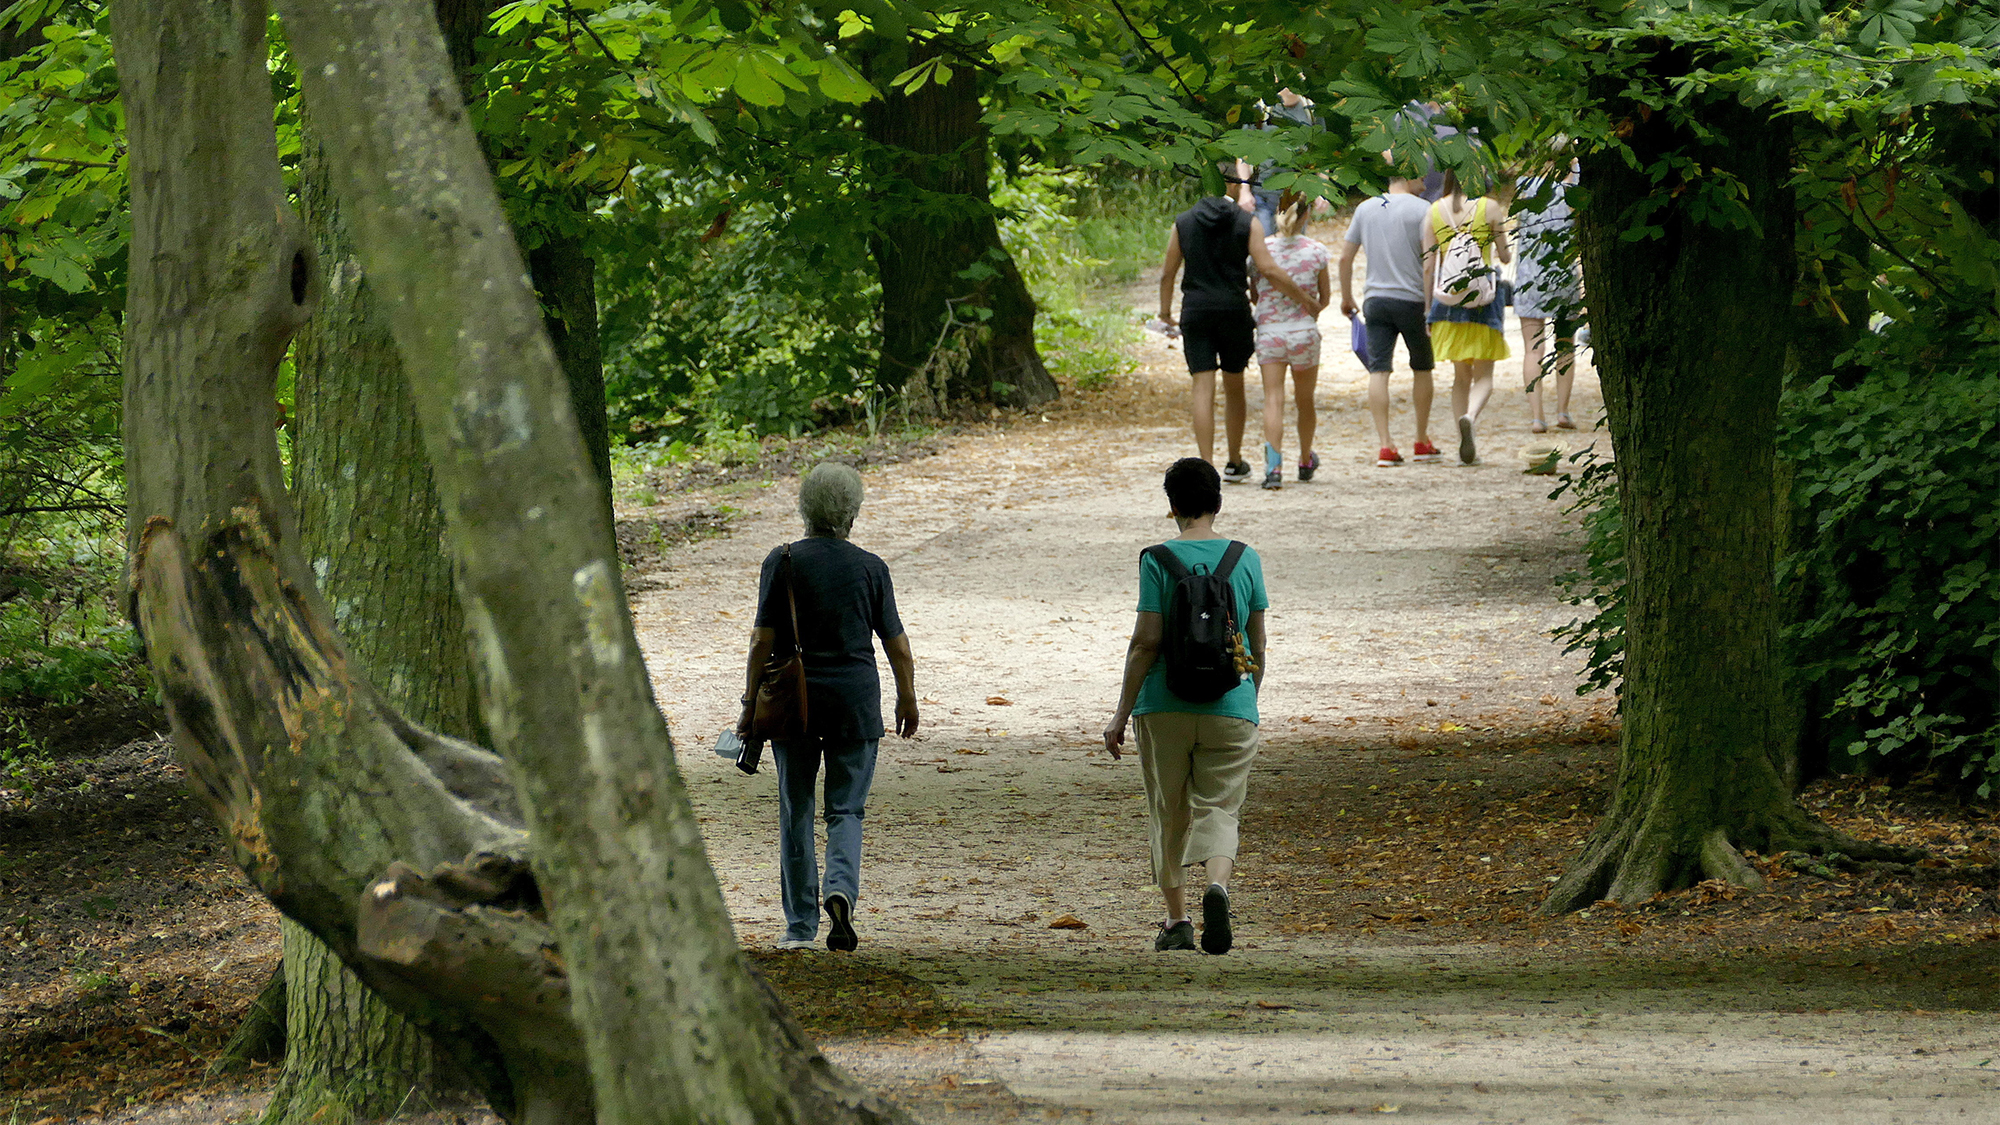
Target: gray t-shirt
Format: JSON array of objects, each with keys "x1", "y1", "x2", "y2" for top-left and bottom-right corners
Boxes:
[
  {"x1": 1344, "y1": 192, "x2": 1431, "y2": 304},
  {"x1": 755, "y1": 537, "x2": 905, "y2": 741}
]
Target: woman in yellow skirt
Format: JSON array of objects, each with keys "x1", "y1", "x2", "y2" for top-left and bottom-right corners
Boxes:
[{"x1": 1422, "y1": 171, "x2": 1512, "y2": 464}]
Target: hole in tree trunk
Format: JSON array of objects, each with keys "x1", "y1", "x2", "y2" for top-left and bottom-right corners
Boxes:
[{"x1": 291, "y1": 250, "x2": 310, "y2": 305}]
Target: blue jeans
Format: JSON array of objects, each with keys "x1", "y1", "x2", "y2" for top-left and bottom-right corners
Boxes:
[{"x1": 772, "y1": 736, "x2": 879, "y2": 941}]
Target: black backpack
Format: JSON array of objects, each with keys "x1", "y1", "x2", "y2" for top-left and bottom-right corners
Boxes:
[{"x1": 1144, "y1": 540, "x2": 1248, "y2": 704}]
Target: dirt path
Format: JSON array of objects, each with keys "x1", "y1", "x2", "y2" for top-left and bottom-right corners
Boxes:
[{"x1": 623, "y1": 280, "x2": 2000, "y2": 1121}]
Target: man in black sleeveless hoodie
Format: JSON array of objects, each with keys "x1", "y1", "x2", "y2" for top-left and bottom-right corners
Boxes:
[{"x1": 1159, "y1": 195, "x2": 1324, "y2": 479}]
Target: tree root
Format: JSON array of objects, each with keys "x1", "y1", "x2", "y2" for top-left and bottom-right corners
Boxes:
[
  {"x1": 207, "y1": 963, "x2": 286, "y2": 1076},
  {"x1": 1543, "y1": 800, "x2": 1929, "y2": 916}
]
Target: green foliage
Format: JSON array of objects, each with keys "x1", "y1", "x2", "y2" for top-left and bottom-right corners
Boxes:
[
  {"x1": 1549, "y1": 447, "x2": 1625, "y2": 698},
  {"x1": 596, "y1": 175, "x2": 882, "y2": 444},
  {"x1": 993, "y1": 165, "x2": 1173, "y2": 390},
  {"x1": 1782, "y1": 352, "x2": 2000, "y2": 790}
]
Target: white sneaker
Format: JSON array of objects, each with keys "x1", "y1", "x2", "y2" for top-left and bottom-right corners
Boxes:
[{"x1": 775, "y1": 938, "x2": 817, "y2": 951}]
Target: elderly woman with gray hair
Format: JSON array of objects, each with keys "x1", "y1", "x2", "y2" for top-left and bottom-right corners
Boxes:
[{"x1": 736, "y1": 463, "x2": 918, "y2": 952}]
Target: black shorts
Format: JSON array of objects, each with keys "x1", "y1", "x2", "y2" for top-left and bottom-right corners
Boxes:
[
  {"x1": 1362, "y1": 296, "x2": 1434, "y2": 373},
  {"x1": 1181, "y1": 306, "x2": 1256, "y2": 374}
]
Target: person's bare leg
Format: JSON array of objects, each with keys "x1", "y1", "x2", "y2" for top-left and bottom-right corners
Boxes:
[
  {"x1": 1412, "y1": 368, "x2": 1435, "y2": 446},
  {"x1": 1260, "y1": 361, "x2": 1287, "y2": 464},
  {"x1": 1451, "y1": 361, "x2": 1473, "y2": 420},
  {"x1": 1190, "y1": 369, "x2": 1218, "y2": 462},
  {"x1": 1521, "y1": 316, "x2": 1549, "y2": 428},
  {"x1": 1466, "y1": 359, "x2": 1495, "y2": 421},
  {"x1": 1367, "y1": 368, "x2": 1394, "y2": 449},
  {"x1": 1222, "y1": 369, "x2": 1247, "y2": 465},
  {"x1": 1204, "y1": 855, "x2": 1234, "y2": 889},
  {"x1": 1292, "y1": 367, "x2": 1319, "y2": 461},
  {"x1": 1163, "y1": 884, "x2": 1187, "y2": 922}
]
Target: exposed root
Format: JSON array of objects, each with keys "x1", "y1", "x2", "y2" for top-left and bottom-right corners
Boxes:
[{"x1": 1698, "y1": 828, "x2": 1766, "y2": 890}]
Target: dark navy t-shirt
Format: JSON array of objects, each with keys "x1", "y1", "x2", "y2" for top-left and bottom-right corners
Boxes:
[{"x1": 755, "y1": 537, "x2": 904, "y2": 740}]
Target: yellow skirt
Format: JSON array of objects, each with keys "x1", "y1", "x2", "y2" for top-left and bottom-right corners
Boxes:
[{"x1": 1431, "y1": 321, "x2": 1510, "y2": 362}]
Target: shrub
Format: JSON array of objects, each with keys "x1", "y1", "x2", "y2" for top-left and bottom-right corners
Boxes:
[{"x1": 1782, "y1": 360, "x2": 2000, "y2": 790}]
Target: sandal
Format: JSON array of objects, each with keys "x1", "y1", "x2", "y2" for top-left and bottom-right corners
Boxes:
[
  {"x1": 1530, "y1": 419, "x2": 1549, "y2": 434},
  {"x1": 1556, "y1": 413, "x2": 1577, "y2": 430}
]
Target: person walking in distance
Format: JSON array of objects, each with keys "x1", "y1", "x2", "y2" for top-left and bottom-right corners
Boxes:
[
  {"x1": 1104, "y1": 459, "x2": 1268, "y2": 954},
  {"x1": 1248, "y1": 192, "x2": 1329, "y2": 489},
  {"x1": 1422, "y1": 170, "x2": 1512, "y2": 465},
  {"x1": 1339, "y1": 169, "x2": 1442, "y2": 467},
  {"x1": 1513, "y1": 160, "x2": 1582, "y2": 433},
  {"x1": 1160, "y1": 190, "x2": 1325, "y2": 480}
]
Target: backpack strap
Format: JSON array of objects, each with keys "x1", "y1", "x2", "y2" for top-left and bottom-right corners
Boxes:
[
  {"x1": 1212, "y1": 540, "x2": 1248, "y2": 581},
  {"x1": 1143, "y1": 543, "x2": 1192, "y2": 583}
]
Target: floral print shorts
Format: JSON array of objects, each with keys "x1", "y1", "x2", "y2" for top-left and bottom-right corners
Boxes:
[{"x1": 1255, "y1": 321, "x2": 1322, "y2": 367}]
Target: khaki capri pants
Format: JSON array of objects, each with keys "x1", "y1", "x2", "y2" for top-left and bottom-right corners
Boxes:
[{"x1": 1134, "y1": 712, "x2": 1260, "y2": 890}]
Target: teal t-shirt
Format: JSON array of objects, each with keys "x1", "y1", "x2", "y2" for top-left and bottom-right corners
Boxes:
[{"x1": 1133, "y1": 538, "x2": 1268, "y2": 723}]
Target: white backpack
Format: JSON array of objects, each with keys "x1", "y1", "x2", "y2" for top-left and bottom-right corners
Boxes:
[{"x1": 1432, "y1": 198, "x2": 1497, "y2": 308}]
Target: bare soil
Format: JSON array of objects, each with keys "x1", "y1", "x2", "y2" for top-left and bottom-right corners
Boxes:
[{"x1": 6, "y1": 250, "x2": 1999, "y2": 1123}]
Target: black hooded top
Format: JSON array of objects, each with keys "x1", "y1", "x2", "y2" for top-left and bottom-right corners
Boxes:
[{"x1": 1174, "y1": 197, "x2": 1254, "y2": 314}]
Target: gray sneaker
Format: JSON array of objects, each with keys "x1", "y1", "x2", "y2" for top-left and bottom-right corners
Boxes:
[
  {"x1": 1154, "y1": 920, "x2": 1197, "y2": 951},
  {"x1": 1222, "y1": 460, "x2": 1252, "y2": 483}
]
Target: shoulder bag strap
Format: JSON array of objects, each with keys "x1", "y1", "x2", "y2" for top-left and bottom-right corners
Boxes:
[{"x1": 780, "y1": 543, "x2": 802, "y2": 656}]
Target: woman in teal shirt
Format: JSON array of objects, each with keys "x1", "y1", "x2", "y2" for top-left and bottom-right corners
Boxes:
[{"x1": 1104, "y1": 458, "x2": 1268, "y2": 955}]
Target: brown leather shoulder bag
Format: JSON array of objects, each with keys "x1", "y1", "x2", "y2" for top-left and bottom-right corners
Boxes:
[{"x1": 750, "y1": 544, "x2": 809, "y2": 741}]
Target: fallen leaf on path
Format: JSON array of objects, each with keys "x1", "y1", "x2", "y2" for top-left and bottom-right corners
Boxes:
[
  {"x1": 986, "y1": 696, "x2": 1012, "y2": 705},
  {"x1": 953, "y1": 748, "x2": 990, "y2": 755},
  {"x1": 1371, "y1": 1106, "x2": 1400, "y2": 1115},
  {"x1": 1046, "y1": 914, "x2": 1088, "y2": 929}
]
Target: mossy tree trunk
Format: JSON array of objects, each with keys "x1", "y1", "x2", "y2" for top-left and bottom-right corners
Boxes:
[
  {"x1": 863, "y1": 40, "x2": 1055, "y2": 415},
  {"x1": 1545, "y1": 53, "x2": 1912, "y2": 913},
  {"x1": 260, "y1": 110, "x2": 487, "y2": 1124},
  {"x1": 113, "y1": 1, "x2": 911, "y2": 1121}
]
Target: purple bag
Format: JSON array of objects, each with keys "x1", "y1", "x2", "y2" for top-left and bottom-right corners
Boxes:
[{"x1": 1349, "y1": 313, "x2": 1370, "y2": 368}]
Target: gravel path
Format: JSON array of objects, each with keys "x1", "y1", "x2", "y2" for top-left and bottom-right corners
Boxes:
[{"x1": 621, "y1": 282, "x2": 1999, "y2": 1122}]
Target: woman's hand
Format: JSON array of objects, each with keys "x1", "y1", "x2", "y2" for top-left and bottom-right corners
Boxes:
[
  {"x1": 895, "y1": 693, "x2": 920, "y2": 739},
  {"x1": 1102, "y1": 711, "x2": 1129, "y2": 760}
]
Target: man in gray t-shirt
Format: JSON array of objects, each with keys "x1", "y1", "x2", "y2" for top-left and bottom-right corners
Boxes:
[{"x1": 1338, "y1": 176, "x2": 1439, "y2": 467}]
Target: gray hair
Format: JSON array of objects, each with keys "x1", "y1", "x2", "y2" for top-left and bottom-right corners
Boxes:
[{"x1": 798, "y1": 462, "x2": 865, "y2": 538}]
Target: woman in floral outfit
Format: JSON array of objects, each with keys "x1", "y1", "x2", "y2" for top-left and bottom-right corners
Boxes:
[{"x1": 1247, "y1": 192, "x2": 1330, "y2": 490}]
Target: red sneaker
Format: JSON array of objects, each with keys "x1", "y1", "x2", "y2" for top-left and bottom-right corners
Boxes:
[
  {"x1": 1375, "y1": 447, "x2": 1404, "y2": 468},
  {"x1": 1411, "y1": 441, "x2": 1442, "y2": 463}
]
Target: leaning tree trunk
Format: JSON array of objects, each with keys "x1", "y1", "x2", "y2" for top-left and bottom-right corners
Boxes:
[
  {"x1": 1544, "y1": 67, "x2": 1911, "y2": 913},
  {"x1": 259, "y1": 110, "x2": 489, "y2": 1125},
  {"x1": 112, "y1": 1, "x2": 910, "y2": 1122},
  {"x1": 863, "y1": 40, "x2": 1056, "y2": 415}
]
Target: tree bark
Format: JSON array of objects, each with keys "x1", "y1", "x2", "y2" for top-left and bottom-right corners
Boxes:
[
  {"x1": 260, "y1": 108, "x2": 485, "y2": 1124},
  {"x1": 113, "y1": 0, "x2": 912, "y2": 1121},
  {"x1": 1545, "y1": 58, "x2": 1913, "y2": 913},
  {"x1": 863, "y1": 41, "x2": 1056, "y2": 415}
]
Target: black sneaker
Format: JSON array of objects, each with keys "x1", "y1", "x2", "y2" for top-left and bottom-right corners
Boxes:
[
  {"x1": 1222, "y1": 460, "x2": 1252, "y2": 483},
  {"x1": 824, "y1": 893, "x2": 858, "y2": 952},
  {"x1": 1297, "y1": 451, "x2": 1319, "y2": 481},
  {"x1": 1457, "y1": 414, "x2": 1478, "y2": 465},
  {"x1": 1200, "y1": 884, "x2": 1233, "y2": 954},
  {"x1": 1154, "y1": 920, "x2": 1197, "y2": 951},
  {"x1": 1261, "y1": 470, "x2": 1281, "y2": 490}
]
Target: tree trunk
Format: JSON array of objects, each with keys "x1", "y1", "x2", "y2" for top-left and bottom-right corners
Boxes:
[
  {"x1": 526, "y1": 234, "x2": 610, "y2": 498},
  {"x1": 1544, "y1": 60, "x2": 1912, "y2": 913},
  {"x1": 863, "y1": 41, "x2": 1055, "y2": 415},
  {"x1": 113, "y1": 1, "x2": 910, "y2": 1121},
  {"x1": 259, "y1": 109, "x2": 485, "y2": 1124}
]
